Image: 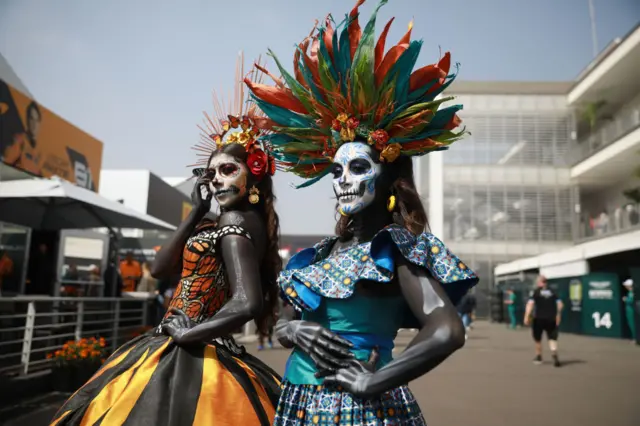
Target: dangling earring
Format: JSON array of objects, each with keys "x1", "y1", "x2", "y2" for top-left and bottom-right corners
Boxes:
[
  {"x1": 248, "y1": 186, "x2": 260, "y2": 204},
  {"x1": 387, "y1": 195, "x2": 397, "y2": 212},
  {"x1": 339, "y1": 207, "x2": 348, "y2": 216}
]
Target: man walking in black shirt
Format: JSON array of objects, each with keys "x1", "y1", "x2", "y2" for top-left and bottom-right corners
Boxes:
[{"x1": 524, "y1": 275, "x2": 563, "y2": 367}]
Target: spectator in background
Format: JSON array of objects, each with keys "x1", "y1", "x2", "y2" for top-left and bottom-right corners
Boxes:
[
  {"x1": 596, "y1": 209, "x2": 609, "y2": 235},
  {"x1": 27, "y1": 243, "x2": 54, "y2": 295},
  {"x1": 623, "y1": 279, "x2": 636, "y2": 343},
  {"x1": 137, "y1": 262, "x2": 157, "y2": 294},
  {"x1": 524, "y1": 275, "x2": 563, "y2": 367},
  {"x1": 104, "y1": 260, "x2": 123, "y2": 298},
  {"x1": 456, "y1": 291, "x2": 476, "y2": 337},
  {"x1": 504, "y1": 288, "x2": 518, "y2": 329},
  {"x1": 0, "y1": 250, "x2": 14, "y2": 296},
  {"x1": 119, "y1": 251, "x2": 142, "y2": 292},
  {"x1": 60, "y1": 263, "x2": 80, "y2": 297}
]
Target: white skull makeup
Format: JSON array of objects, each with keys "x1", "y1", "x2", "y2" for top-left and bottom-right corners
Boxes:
[
  {"x1": 332, "y1": 142, "x2": 382, "y2": 215},
  {"x1": 207, "y1": 153, "x2": 248, "y2": 209}
]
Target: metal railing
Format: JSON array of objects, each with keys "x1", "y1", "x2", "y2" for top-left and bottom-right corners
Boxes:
[
  {"x1": 577, "y1": 202, "x2": 640, "y2": 241},
  {"x1": 0, "y1": 296, "x2": 154, "y2": 377},
  {"x1": 568, "y1": 95, "x2": 640, "y2": 165}
]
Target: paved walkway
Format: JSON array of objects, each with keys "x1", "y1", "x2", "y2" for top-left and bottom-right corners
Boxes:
[{"x1": 3, "y1": 322, "x2": 639, "y2": 425}]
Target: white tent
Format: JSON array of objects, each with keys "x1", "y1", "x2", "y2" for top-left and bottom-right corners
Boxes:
[{"x1": 0, "y1": 177, "x2": 176, "y2": 231}]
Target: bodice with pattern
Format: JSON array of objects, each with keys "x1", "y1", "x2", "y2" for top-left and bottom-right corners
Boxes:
[{"x1": 165, "y1": 224, "x2": 251, "y2": 324}]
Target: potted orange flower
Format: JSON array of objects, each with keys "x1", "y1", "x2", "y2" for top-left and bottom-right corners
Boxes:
[{"x1": 48, "y1": 337, "x2": 108, "y2": 392}]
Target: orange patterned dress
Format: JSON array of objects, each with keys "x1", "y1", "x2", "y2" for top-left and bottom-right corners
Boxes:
[{"x1": 51, "y1": 223, "x2": 281, "y2": 426}]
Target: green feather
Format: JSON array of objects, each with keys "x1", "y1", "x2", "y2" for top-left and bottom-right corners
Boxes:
[
  {"x1": 293, "y1": 167, "x2": 332, "y2": 189},
  {"x1": 350, "y1": 0, "x2": 387, "y2": 110}
]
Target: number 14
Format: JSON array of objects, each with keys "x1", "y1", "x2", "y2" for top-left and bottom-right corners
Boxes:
[{"x1": 592, "y1": 312, "x2": 612, "y2": 329}]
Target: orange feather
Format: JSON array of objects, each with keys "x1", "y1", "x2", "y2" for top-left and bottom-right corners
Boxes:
[
  {"x1": 323, "y1": 16, "x2": 335, "y2": 61},
  {"x1": 375, "y1": 43, "x2": 409, "y2": 87},
  {"x1": 348, "y1": 0, "x2": 366, "y2": 60},
  {"x1": 409, "y1": 65, "x2": 447, "y2": 92},
  {"x1": 374, "y1": 17, "x2": 395, "y2": 73},
  {"x1": 244, "y1": 79, "x2": 308, "y2": 114}
]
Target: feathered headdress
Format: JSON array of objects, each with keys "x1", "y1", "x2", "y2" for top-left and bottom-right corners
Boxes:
[
  {"x1": 245, "y1": 0, "x2": 466, "y2": 188},
  {"x1": 191, "y1": 52, "x2": 277, "y2": 181}
]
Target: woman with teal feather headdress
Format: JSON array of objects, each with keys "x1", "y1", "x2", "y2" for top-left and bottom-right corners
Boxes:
[{"x1": 247, "y1": 1, "x2": 477, "y2": 424}]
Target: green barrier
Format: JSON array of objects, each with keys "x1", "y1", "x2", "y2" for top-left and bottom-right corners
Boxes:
[
  {"x1": 628, "y1": 268, "x2": 640, "y2": 345},
  {"x1": 581, "y1": 273, "x2": 623, "y2": 338},
  {"x1": 547, "y1": 277, "x2": 583, "y2": 334}
]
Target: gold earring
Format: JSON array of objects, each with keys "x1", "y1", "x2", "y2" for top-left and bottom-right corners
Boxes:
[
  {"x1": 387, "y1": 195, "x2": 396, "y2": 212},
  {"x1": 248, "y1": 186, "x2": 260, "y2": 204}
]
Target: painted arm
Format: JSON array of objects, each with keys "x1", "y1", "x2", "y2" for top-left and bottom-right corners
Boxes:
[
  {"x1": 275, "y1": 303, "x2": 354, "y2": 371},
  {"x1": 162, "y1": 212, "x2": 265, "y2": 345},
  {"x1": 151, "y1": 175, "x2": 211, "y2": 278},
  {"x1": 323, "y1": 256, "x2": 466, "y2": 398}
]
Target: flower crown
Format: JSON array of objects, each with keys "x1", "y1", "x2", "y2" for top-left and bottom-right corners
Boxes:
[
  {"x1": 245, "y1": 0, "x2": 467, "y2": 188},
  {"x1": 191, "y1": 53, "x2": 276, "y2": 181}
]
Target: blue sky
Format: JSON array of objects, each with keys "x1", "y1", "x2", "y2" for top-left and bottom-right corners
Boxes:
[{"x1": 0, "y1": 0, "x2": 638, "y2": 235}]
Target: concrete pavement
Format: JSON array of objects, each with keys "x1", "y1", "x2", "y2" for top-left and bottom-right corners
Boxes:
[{"x1": 3, "y1": 321, "x2": 639, "y2": 425}]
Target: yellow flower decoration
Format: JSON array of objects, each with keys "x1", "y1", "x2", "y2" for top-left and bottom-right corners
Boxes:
[
  {"x1": 379, "y1": 143, "x2": 402, "y2": 163},
  {"x1": 336, "y1": 112, "x2": 349, "y2": 123},
  {"x1": 340, "y1": 127, "x2": 356, "y2": 142}
]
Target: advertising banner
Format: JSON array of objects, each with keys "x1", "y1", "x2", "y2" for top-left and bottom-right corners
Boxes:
[
  {"x1": 581, "y1": 273, "x2": 623, "y2": 338},
  {"x1": 0, "y1": 79, "x2": 103, "y2": 190}
]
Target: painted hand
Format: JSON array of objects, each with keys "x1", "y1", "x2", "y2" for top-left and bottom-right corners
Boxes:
[
  {"x1": 287, "y1": 321, "x2": 354, "y2": 372},
  {"x1": 321, "y1": 347, "x2": 380, "y2": 398},
  {"x1": 161, "y1": 308, "x2": 197, "y2": 345},
  {"x1": 191, "y1": 175, "x2": 213, "y2": 216}
]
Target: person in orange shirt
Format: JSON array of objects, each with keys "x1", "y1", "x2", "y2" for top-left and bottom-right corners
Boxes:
[
  {"x1": 119, "y1": 252, "x2": 142, "y2": 292},
  {"x1": 0, "y1": 251, "x2": 14, "y2": 296}
]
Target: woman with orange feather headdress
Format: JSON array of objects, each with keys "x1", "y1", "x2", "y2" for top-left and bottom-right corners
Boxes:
[
  {"x1": 246, "y1": 1, "x2": 478, "y2": 425},
  {"x1": 50, "y1": 54, "x2": 282, "y2": 426}
]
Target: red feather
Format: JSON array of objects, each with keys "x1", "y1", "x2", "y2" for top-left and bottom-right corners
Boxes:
[
  {"x1": 323, "y1": 16, "x2": 335, "y2": 61},
  {"x1": 375, "y1": 43, "x2": 409, "y2": 87},
  {"x1": 444, "y1": 113, "x2": 462, "y2": 130},
  {"x1": 348, "y1": 0, "x2": 366, "y2": 60},
  {"x1": 409, "y1": 65, "x2": 447, "y2": 92},
  {"x1": 374, "y1": 17, "x2": 395, "y2": 73},
  {"x1": 438, "y1": 52, "x2": 451, "y2": 75},
  {"x1": 401, "y1": 138, "x2": 440, "y2": 151}
]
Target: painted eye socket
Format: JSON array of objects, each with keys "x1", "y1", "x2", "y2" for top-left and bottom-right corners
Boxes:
[
  {"x1": 349, "y1": 158, "x2": 371, "y2": 175},
  {"x1": 332, "y1": 164, "x2": 344, "y2": 178},
  {"x1": 220, "y1": 163, "x2": 239, "y2": 176}
]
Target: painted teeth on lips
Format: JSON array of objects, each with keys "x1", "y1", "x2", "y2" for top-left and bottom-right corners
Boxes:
[{"x1": 338, "y1": 190, "x2": 360, "y2": 199}]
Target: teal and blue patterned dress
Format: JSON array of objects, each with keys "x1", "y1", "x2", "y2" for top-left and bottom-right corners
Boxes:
[{"x1": 274, "y1": 224, "x2": 478, "y2": 425}]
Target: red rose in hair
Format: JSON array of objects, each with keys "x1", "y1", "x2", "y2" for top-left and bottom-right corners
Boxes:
[
  {"x1": 346, "y1": 117, "x2": 360, "y2": 130},
  {"x1": 331, "y1": 119, "x2": 342, "y2": 132},
  {"x1": 368, "y1": 129, "x2": 390, "y2": 151},
  {"x1": 247, "y1": 149, "x2": 268, "y2": 180},
  {"x1": 267, "y1": 154, "x2": 276, "y2": 176}
]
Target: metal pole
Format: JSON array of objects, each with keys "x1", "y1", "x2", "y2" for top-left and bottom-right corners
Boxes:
[
  {"x1": 588, "y1": 0, "x2": 598, "y2": 58},
  {"x1": 21, "y1": 302, "x2": 36, "y2": 375},
  {"x1": 75, "y1": 301, "x2": 84, "y2": 341}
]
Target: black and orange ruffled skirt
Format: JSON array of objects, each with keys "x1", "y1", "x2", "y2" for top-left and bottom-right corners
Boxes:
[{"x1": 50, "y1": 333, "x2": 281, "y2": 426}]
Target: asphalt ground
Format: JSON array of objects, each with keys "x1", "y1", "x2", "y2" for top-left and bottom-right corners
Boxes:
[{"x1": 2, "y1": 321, "x2": 639, "y2": 425}]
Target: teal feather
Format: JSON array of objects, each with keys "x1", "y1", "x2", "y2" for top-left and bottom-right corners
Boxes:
[
  {"x1": 317, "y1": 34, "x2": 340, "y2": 97},
  {"x1": 261, "y1": 133, "x2": 295, "y2": 146},
  {"x1": 252, "y1": 96, "x2": 313, "y2": 128},
  {"x1": 337, "y1": 16, "x2": 353, "y2": 93},
  {"x1": 424, "y1": 105, "x2": 462, "y2": 131},
  {"x1": 295, "y1": 51, "x2": 327, "y2": 105},
  {"x1": 390, "y1": 40, "x2": 423, "y2": 105},
  {"x1": 293, "y1": 167, "x2": 332, "y2": 189},
  {"x1": 407, "y1": 79, "x2": 439, "y2": 102}
]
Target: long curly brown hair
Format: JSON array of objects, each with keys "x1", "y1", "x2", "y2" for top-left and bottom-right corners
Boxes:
[
  {"x1": 213, "y1": 143, "x2": 282, "y2": 332},
  {"x1": 335, "y1": 154, "x2": 428, "y2": 239}
]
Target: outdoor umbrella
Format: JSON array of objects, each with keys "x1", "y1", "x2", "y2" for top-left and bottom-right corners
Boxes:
[{"x1": 0, "y1": 176, "x2": 176, "y2": 231}]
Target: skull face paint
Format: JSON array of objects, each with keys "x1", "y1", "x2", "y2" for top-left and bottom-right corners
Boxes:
[
  {"x1": 207, "y1": 153, "x2": 248, "y2": 209},
  {"x1": 332, "y1": 142, "x2": 382, "y2": 215}
]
